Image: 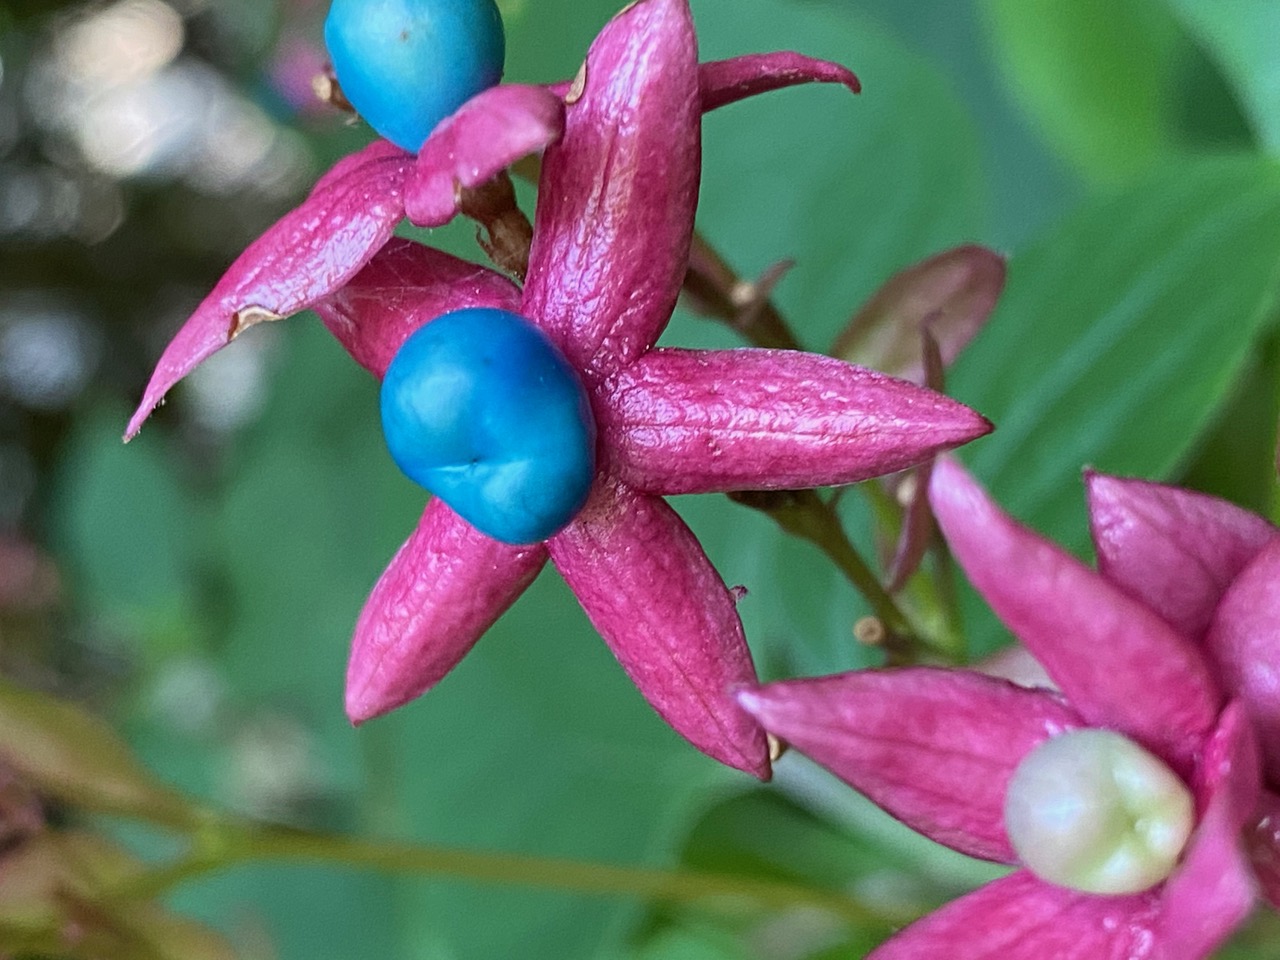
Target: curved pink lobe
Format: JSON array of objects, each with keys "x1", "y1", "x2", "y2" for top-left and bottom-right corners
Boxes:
[
  {"x1": 929, "y1": 459, "x2": 1222, "y2": 771},
  {"x1": 548, "y1": 478, "x2": 769, "y2": 778},
  {"x1": 404, "y1": 84, "x2": 565, "y2": 227},
  {"x1": 1206, "y1": 539, "x2": 1280, "y2": 783},
  {"x1": 1088, "y1": 472, "x2": 1277, "y2": 640},
  {"x1": 870, "y1": 870, "x2": 1161, "y2": 960},
  {"x1": 603, "y1": 348, "x2": 992, "y2": 495},
  {"x1": 523, "y1": 0, "x2": 699, "y2": 381},
  {"x1": 549, "y1": 54, "x2": 859, "y2": 112},
  {"x1": 738, "y1": 669, "x2": 1081, "y2": 861},
  {"x1": 697, "y1": 52, "x2": 860, "y2": 111},
  {"x1": 313, "y1": 238, "x2": 521, "y2": 378},
  {"x1": 345, "y1": 499, "x2": 548, "y2": 724},
  {"x1": 1158, "y1": 703, "x2": 1259, "y2": 959},
  {"x1": 126, "y1": 141, "x2": 412, "y2": 439},
  {"x1": 1247, "y1": 789, "x2": 1280, "y2": 910}
]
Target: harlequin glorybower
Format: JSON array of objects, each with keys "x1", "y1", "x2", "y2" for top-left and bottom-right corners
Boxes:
[
  {"x1": 126, "y1": 0, "x2": 991, "y2": 776},
  {"x1": 742, "y1": 459, "x2": 1280, "y2": 958}
]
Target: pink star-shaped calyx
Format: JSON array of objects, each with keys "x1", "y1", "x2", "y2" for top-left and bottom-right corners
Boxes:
[
  {"x1": 324, "y1": 0, "x2": 989, "y2": 778},
  {"x1": 741, "y1": 459, "x2": 1263, "y2": 954},
  {"x1": 127, "y1": 0, "x2": 990, "y2": 778}
]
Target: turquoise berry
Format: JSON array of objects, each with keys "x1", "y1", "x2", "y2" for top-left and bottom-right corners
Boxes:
[
  {"x1": 380, "y1": 308, "x2": 597, "y2": 545},
  {"x1": 324, "y1": 0, "x2": 505, "y2": 152}
]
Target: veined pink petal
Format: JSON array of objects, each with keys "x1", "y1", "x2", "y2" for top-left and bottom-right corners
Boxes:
[
  {"x1": 345, "y1": 499, "x2": 547, "y2": 723},
  {"x1": 1158, "y1": 703, "x2": 1258, "y2": 959},
  {"x1": 1247, "y1": 789, "x2": 1280, "y2": 910},
  {"x1": 929, "y1": 459, "x2": 1222, "y2": 771},
  {"x1": 1206, "y1": 539, "x2": 1280, "y2": 782},
  {"x1": 548, "y1": 478, "x2": 769, "y2": 778},
  {"x1": 738, "y1": 669, "x2": 1081, "y2": 861},
  {"x1": 869, "y1": 871, "x2": 1161, "y2": 960},
  {"x1": 523, "y1": 0, "x2": 699, "y2": 380},
  {"x1": 314, "y1": 238, "x2": 521, "y2": 378},
  {"x1": 126, "y1": 141, "x2": 412, "y2": 439},
  {"x1": 603, "y1": 349, "x2": 992, "y2": 495},
  {"x1": 1088, "y1": 472, "x2": 1277, "y2": 640},
  {"x1": 697, "y1": 52, "x2": 860, "y2": 111},
  {"x1": 404, "y1": 84, "x2": 565, "y2": 227}
]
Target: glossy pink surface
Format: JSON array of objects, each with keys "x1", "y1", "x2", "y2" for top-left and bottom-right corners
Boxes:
[
  {"x1": 125, "y1": 140, "x2": 412, "y2": 439},
  {"x1": 314, "y1": 238, "x2": 521, "y2": 378},
  {"x1": 930, "y1": 458, "x2": 1222, "y2": 772},
  {"x1": 1208, "y1": 540, "x2": 1280, "y2": 783},
  {"x1": 1088, "y1": 472, "x2": 1278, "y2": 640},
  {"x1": 345, "y1": 499, "x2": 547, "y2": 723},
  {"x1": 604, "y1": 348, "x2": 990, "y2": 494},
  {"x1": 131, "y1": 0, "x2": 990, "y2": 775},
  {"x1": 742, "y1": 462, "x2": 1264, "y2": 957},
  {"x1": 405, "y1": 84, "x2": 565, "y2": 226},
  {"x1": 739, "y1": 669, "x2": 1082, "y2": 861},
  {"x1": 550, "y1": 478, "x2": 767, "y2": 777}
]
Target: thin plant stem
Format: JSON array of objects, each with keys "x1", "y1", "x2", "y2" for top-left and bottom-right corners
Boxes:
[
  {"x1": 111, "y1": 820, "x2": 905, "y2": 930},
  {"x1": 729, "y1": 489, "x2": 921, "y2": 660}
]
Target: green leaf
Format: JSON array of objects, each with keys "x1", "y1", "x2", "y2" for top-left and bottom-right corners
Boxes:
[
  {"x1": 53, "y1": 407, "x2": 200, "y2": 638},
  {"x1": 1166, "y1": 0, "x2": 1280, "y2": 152},
  {"x1": 981, "y1": 0, "x2": 1181, "y2": 183},
  {"x1": 951, "y1": 155, "x2": 1280, "y2": 558}
]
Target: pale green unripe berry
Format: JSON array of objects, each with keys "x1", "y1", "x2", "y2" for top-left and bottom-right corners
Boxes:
[{"x1": 1004, "y1": 729, "x2": 1195, "y2": 895}]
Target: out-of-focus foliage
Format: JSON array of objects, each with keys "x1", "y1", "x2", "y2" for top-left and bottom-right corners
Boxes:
[
  {"x1": 982, "y1": 0, "x2": 1183, "y2": 183},
  {"x1": 2, "y1": 0, "x2": 1278, "y2": 957}
]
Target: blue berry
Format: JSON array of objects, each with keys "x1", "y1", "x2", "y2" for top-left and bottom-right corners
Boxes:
[
  {"x1": 324, "y1": 0, "x2": 505, "y2": 152},
  {"x1": 380, "y1": 308, "x2": 597, "y2": 545}
]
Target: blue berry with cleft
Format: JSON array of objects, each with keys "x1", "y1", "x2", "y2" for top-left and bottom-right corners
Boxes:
[
  {"x1": 380, "y1": 308, "x2": 597, "y2": 545},
  {"x1": 324, "y1": 0, "x2": 506, "y2": 152}
]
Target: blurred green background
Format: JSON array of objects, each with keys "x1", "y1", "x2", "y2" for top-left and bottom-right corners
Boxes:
[{"x1": 2, "y1": 0, "x2": 1279, "y2": 956}]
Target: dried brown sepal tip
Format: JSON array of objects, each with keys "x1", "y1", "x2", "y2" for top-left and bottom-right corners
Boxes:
[
  {"x1": 228, "y1": 305, "x2": 285, "y2": 341},
  {"x1": 312, "y1": 66, "x2": 356, "y2": 114},
  {"x1": 853, "y1": 616, "x2": 887, "y2": 646},
  {"x1": 767, "y1": 734, "x2": 789, "y2": 763},
  {"x1": 458, "y1": 171, "x2": 534, "y2": 280}
]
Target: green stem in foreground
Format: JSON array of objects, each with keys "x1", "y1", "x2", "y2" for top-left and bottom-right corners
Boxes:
[
  {"x1": 729, "y1": 489, "x2": 923, "y2": 661},
  {"x1": 113, "y1": 820, "x2": 902, "y2": 931}
]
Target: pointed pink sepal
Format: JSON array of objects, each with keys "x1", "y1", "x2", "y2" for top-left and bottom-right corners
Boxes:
[
  {"x1": 125, "y1": 141, "x2": 413, "y2": 439},
  {"x1": 523, "y1": 0, "x2": 699, "y2": 380},
  {"x1": 548, "y1": 478, "x2": 770, "y2": 778},
  {"x1": 345, "y1": 499, "x2": 548, "y2": 723},
  {"x1": 698, "y1": 52, "x2": 859, "y2": 112},
  {"x1": 1088, "y1": 472, "x2": 1277, "y2": 639},
  {"x1": 738, "y1": 669, "x2": 1081, "y2": 861},
  {"x1": 869, "y1": 870, "x2": 1162, "y2": 960},
  {"x1": 929, "y1": 458, "x2": 1222, "y2": 771},
  {"x1": 549, "y1": 54, "x2": 859, "y2": 113},
  {"x1": 604, "y1": 349, "x2": 992, "y2": 495},
  {"x1": 404, "y1": 84, "x2": 565, "y2": 227},
  {"x1": 313, "y1": 238, "x2": 521, "y2": 378},
  {"x1": 1247, "y1": 789, "x2": 1280, "y2": 910},
  {"x1": 1158, "y1": 703, "x2": 1259, "y2": 959},
  {"x1": 1206, "y1": 539, "x2": 1280, "y2": 782}
]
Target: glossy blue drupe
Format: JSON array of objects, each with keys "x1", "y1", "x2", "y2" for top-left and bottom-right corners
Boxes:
[
  {"x1": 324, "y1": 0, "x2": 505, "y2": 152},
  {"x1": 380, "y1": 308, "x2": 597, "y2": 545}
]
